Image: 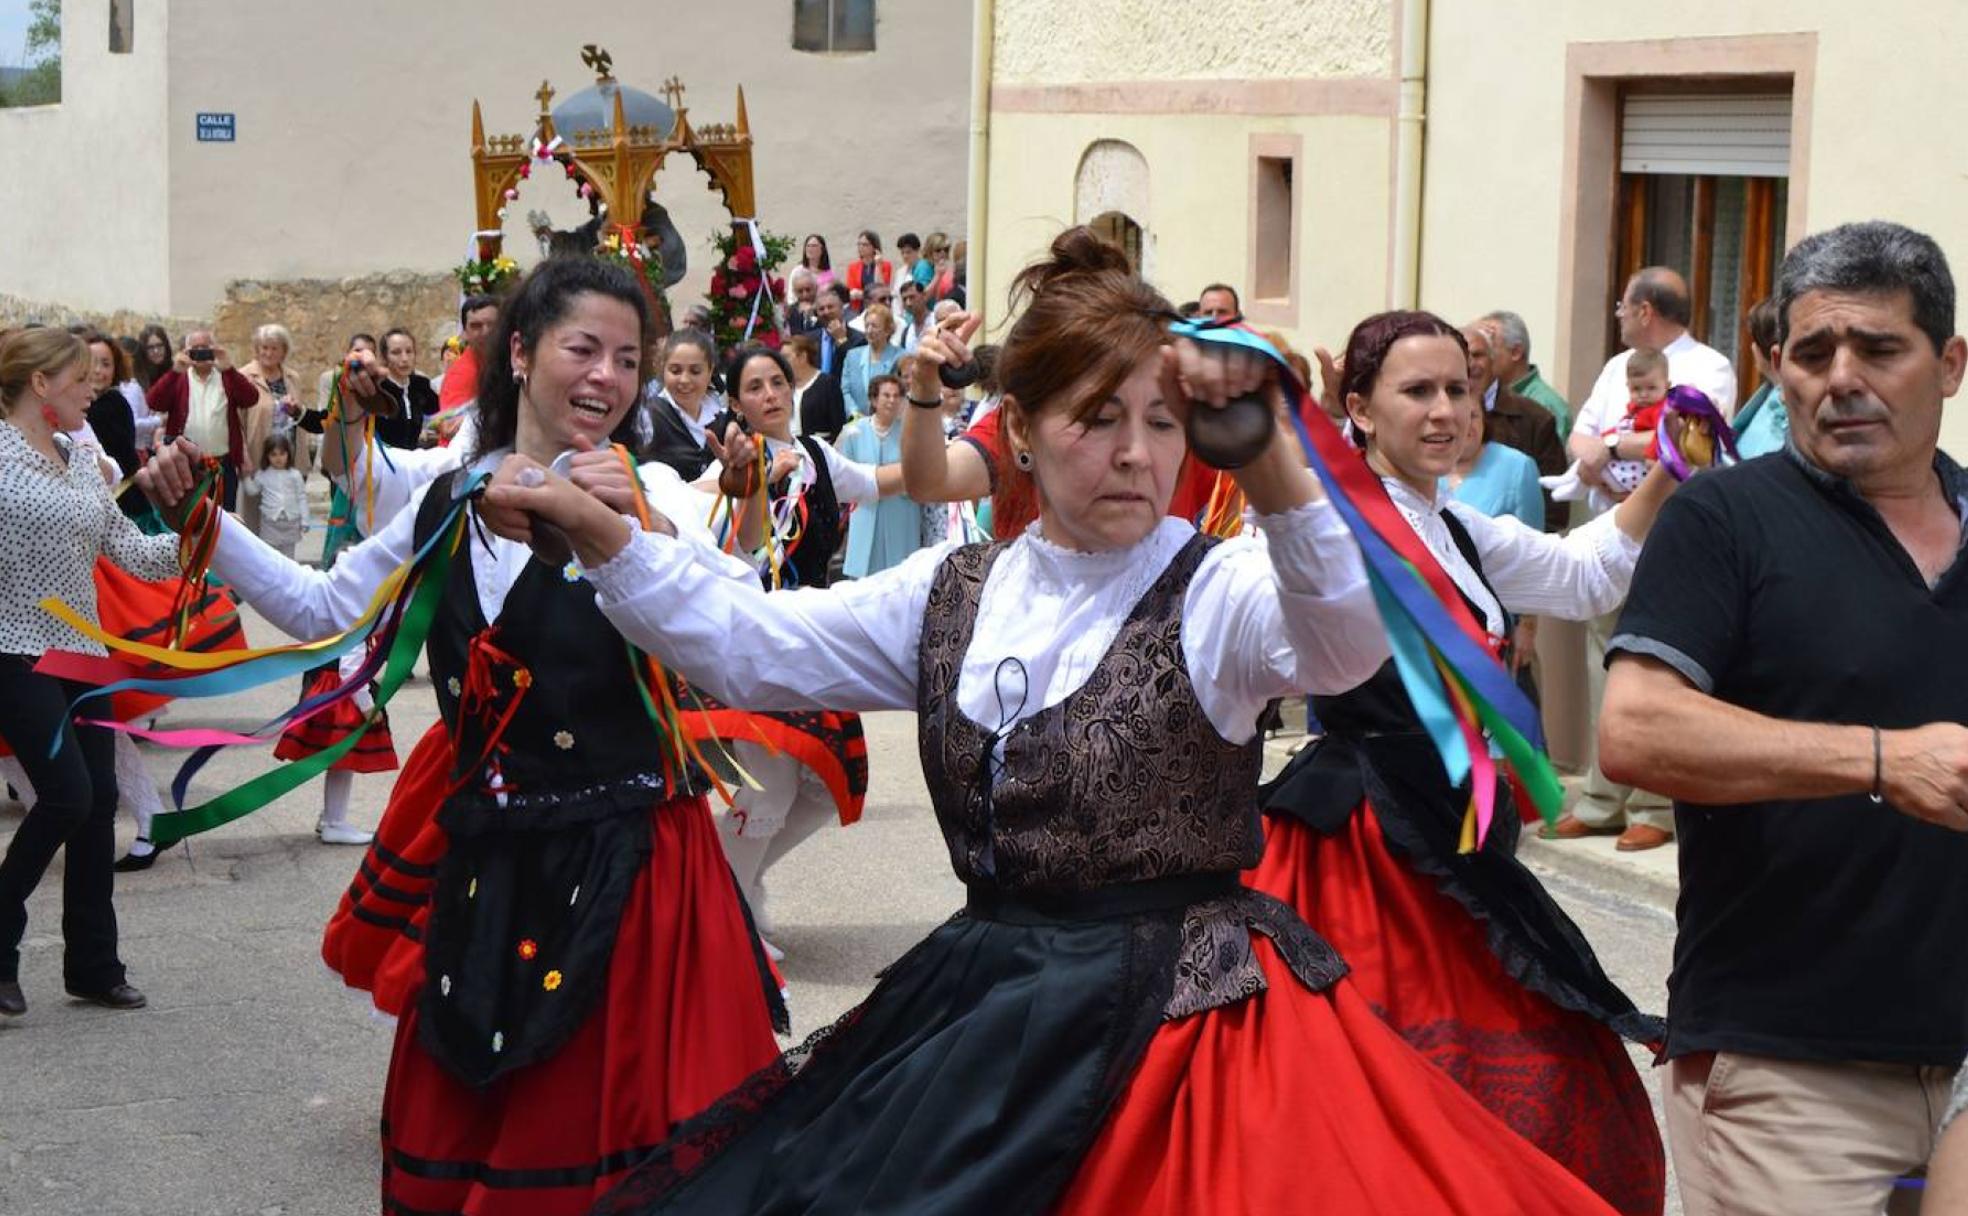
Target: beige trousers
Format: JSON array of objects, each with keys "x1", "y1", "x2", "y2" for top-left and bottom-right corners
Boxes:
[
  {"x1": 1572, "y1": 606, "x2": 1676, "y2": 832},
  {"x1": 1668, "y1": 1051, "x2": 1959, "y2": 1215}
]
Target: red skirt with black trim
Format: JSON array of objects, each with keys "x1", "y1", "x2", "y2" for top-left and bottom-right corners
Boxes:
[
  {"x1": 1056, "y1": 941, "x2": 1621, "y2": 1215},
  {"x1": 320, "y1": 723, "x2": 783, "y2": 1216},
  {"x1": 273, "y1": 668, "x2": 399, "y2": 774},
  {"x1": 1248, "y1": 809, "x2": 1666, "y2": 1216},
  {"x1": 685, "y1": 705, "x2": 868, "y2": 825}
]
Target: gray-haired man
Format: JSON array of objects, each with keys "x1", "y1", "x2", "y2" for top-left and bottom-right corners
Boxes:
[
  {"x1": 1480, "y1": 310, "x2": 1570, "y2": 435},
  {"x1": 1599, "y1": 220, "x2": 1968, "y2": 1215}
]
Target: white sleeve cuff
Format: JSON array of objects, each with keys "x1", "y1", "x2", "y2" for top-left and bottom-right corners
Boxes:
[
  {"x1": 580, "y1": 527, "x2": 678, "y2": 603},
  {"x1": 1583, "y1": 506, "x2": 1644, "y2": 573},
  {"x1": 1253, "y1": 497, "x2": 1365, "y2": 598}
]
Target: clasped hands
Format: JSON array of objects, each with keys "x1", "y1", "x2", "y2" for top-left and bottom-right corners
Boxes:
[{"x1": 479, "y1": 436, "x2": 673, "y2": 569}]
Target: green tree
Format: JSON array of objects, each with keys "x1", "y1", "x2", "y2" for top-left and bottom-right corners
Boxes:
[{"x1": 8, "y1": 0, "x2": 61, "y2": 107}]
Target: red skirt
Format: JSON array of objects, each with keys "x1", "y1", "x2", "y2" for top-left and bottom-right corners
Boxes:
[
  {"x1": 686, "y1": 706, "x2": 868, "y2": 825},
  {"x1": 322, "y1": 722, "x2": 452, "y2": 1016},
  {"x1": 273, "y1": 668, "x2": 399, "y2": 774},
  {"x1": 1248, "y1": 809, "x2": 1665, "y2": 1216},
  {"x1": 322, "y1": 724, "x2": 784, "y2": 1215},
  {"x1": 1057, "y1": 940, "x2": 1620, "y2": 1215}
]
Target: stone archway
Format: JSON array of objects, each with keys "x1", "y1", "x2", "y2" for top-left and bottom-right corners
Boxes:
[{"x1": 1075, "y1": 140, "x2": 1152, "y2": 276}]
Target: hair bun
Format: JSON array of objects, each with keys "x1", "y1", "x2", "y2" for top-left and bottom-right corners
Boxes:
[{"x1": 1010, "y1": 226, "x2": 1136, "y2": 306}]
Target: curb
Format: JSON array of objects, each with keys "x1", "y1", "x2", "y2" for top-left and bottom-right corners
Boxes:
[
  {"x1": 1261, "y1": 735, "x2": 1680, "y2": 917},
  {"x1": 1515, "y1": 834, "x2": 1678, "y2": 916}
]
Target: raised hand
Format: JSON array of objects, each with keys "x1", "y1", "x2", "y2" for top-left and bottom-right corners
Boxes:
[
  {"x1": 913, "y1": 311, "x2": 983, "y2": 402},
  {"x1": 134, "y1": 438, "x2": 208, "y2": 527},
  {"x1": 707, "y1": 421, "x2": 763, "y2": 499}
]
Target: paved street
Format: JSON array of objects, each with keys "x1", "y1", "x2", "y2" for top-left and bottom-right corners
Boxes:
[{"x1": 1, "y1": 598, "x2": 1679, "y2": 1215}]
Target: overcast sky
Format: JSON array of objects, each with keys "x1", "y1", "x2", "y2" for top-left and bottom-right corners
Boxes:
[{"x1": 0, "y1": 3, "x2": 35, "y2": 69}]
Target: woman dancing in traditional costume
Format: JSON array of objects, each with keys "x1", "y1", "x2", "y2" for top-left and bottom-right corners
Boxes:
[
  {"x1": 1255, "y1": 310, "x2": 1675, "y2": 1214},
  {"x1": 138, "y1": 258, "x2": 784, "y2": 1216},
  {"x1": 689, "y1": 343, "x2": 905, "y2": 953},
  {"x1": 482, "y1": 230, "x2": 1626, "y2": 1215}
]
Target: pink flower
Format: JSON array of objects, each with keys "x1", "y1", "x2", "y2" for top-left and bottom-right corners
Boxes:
[{"x1": 729, "y1": 283, "x2": 751, "y2": 300}]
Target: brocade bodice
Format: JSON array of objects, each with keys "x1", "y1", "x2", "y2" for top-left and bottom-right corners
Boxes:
[{"x1": 916, "y1": 535, "x2": 1342, "y2": 1019}]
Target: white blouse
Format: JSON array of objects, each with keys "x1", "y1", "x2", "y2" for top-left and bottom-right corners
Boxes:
[
  {"x1": 581, "y1": 501, "x2": 1391, "y2": 744},
  {"x1": 213, "y1": 448, "x2": 755, "y2": 641},
  {"x1": 1383, "y1": 477, "x2": 1642, "y2": 634},
  {"x1": 0, "y1": 420, "x2": 181, "y2": 658}
]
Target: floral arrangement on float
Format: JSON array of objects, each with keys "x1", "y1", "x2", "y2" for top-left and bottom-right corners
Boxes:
[
  {"x1": 599, "y1": 225, "x2": 667, "y2": 302},
  {"x1": 704, "y1": 224, "x2": 793, "y2": 351},
  {"x1": 453, "y1": 254, "x2": 520, "y2": 295}
]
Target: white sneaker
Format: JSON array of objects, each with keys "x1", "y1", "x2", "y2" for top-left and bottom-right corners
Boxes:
[{"x1": 317, "y1": 822, "x2": 375, "y2": 846}]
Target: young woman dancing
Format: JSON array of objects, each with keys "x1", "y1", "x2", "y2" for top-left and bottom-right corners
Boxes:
[
  {"x1": 1254, "y1": 310, "x2": 1677, "y2": 1214},
  {"x1": 138, "y1": 258, "x2": 784, "y2": 1215}
]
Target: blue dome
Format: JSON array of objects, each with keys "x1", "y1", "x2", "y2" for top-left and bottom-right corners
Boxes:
[{"x1": 551, "y1": 79, "x2": 676, "y2": 140}]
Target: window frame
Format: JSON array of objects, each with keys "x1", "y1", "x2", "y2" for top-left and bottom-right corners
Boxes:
[
  {"x1": 1244, "y1": 133, "x2": 1302, "y2": 329},
  {"x1": 793, "y1": 0, "x2": 876, "y2": 54}
]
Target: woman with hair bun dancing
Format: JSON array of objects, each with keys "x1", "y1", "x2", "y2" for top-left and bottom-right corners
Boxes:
[{"x1": 482, "y1": 229, "x2": 1626, "y2": 1215}]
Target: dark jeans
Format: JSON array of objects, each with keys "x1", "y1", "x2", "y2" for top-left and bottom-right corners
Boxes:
[
  {"x1": 219, "y1": 458, "x2": 240, "y2": 512},
  {"x1": 0, "y1": 657, "x2": 124, "y2": 990}
]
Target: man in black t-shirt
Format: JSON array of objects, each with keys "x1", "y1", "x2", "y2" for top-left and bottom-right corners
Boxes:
[{"x1": 1600, "y1": 220, "x2": 1968, "y2": 1215}]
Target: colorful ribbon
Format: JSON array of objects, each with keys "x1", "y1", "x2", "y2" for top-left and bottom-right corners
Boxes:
[
  {"x1": 148, "y1": 475, "x2": 480, "y2": 845},
  {"x1": 1654, "y1": 385, "x2": 1740, "y2": 482},
  {"x1": 35, "y1": 473, "x2": 484, "y2": 845},
  {"x1": 1169, "y1": 320, "x2": 1564, "y2": 846}
]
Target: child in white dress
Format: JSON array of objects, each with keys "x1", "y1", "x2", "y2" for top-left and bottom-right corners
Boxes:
[{"x1": 242, "y1": 435, "x2": 307, "y2": 559}]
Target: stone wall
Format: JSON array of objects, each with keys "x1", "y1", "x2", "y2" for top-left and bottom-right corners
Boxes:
[
  {"x1": 211, "y1": 272, "x2": 459, "y2": 397},
  {"x1": 0, "y1": 293, "x2": 204, "y2": 347},
  {"x1": 1, "y1": 270, "x2": 458, "y2": 404}
]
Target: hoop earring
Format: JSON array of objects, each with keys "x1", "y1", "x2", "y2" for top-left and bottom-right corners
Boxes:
[{"x1": 1013, "y1": 448, "x2": 1033, "y2": 471}]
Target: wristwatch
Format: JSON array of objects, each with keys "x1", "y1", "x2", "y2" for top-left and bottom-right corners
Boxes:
[{"x1": 1604, "y1": 432, "x2": 1621, "y2": 457}]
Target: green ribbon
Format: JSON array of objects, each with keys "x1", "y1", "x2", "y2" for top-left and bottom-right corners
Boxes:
[{"x1": 149, "y1": 489, "x2": 470, "y2": 847}]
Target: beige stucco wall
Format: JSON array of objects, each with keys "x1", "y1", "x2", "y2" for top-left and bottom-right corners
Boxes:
[
  {"x1": 983, "y1": 0, "x2": 1397, "y2": 354},
  {"x1": 1419, "y1": 2, "x2": 1968, "y2": 456},
  {"x1": 7, "y1": 0, "x2": 970, "y2": 322},
  {"x1": 0, "y1": 0, "x2": 172, "y2": 314},
  {"x1": 994, "y1": 0, "x2": 1391, "y2": 83},
  {"x1": 983, "y1": 111, "x2": 1392, "y2": 357}
]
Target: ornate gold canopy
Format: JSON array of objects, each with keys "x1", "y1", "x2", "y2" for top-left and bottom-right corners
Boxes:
[{"x1": 468, "y1": 50, "x2": 757, "y2": 263}]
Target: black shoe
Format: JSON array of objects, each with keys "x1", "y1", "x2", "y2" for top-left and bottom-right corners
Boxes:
[
  {"x1": 113, "y1": 838, "x2": 175, "y2": 873},
  {"x1": 66, "y1": 982, "x2": 146, "y2": 1010},
  {"x1": 0, "y1": 980, "x2": 22, "y2": 1016}
]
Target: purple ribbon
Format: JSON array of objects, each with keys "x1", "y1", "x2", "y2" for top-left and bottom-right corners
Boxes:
[{"x1": 1655, "y1": 384, "x2": 1741, "y2": 481}]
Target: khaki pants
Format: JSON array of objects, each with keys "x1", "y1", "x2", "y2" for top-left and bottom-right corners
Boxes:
[
  {"x1": 1572, "y1": 606, "x2": 1676, "y2": 832},
  {"x1": 1668, "y1": 1051, "x2": 1958, "y2": 1215}
]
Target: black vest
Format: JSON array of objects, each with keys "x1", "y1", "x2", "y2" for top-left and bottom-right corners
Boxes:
[
  {"x1": 410, "y1": 470, "x2": 689, "y2": 1086},
  {"x1": 415, "y1": 470, "x2": 684, "y2": 816},
  {"x1": 772, "y1": 435, "x2": 841, "y2": 591}
]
